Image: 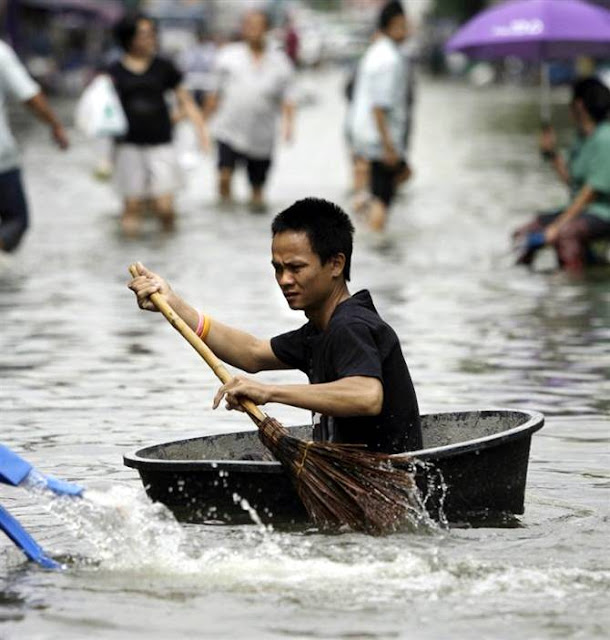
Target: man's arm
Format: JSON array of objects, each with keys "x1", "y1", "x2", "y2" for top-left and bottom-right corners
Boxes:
[
  {"x1": 544, "y1": 184, "x2": 596, "y2": 243},
  {"x1": 281, "y1": 100, "x2": 295, "y2": 143},
  {"x1": 128, "y1": 262, "x2": 288, "y2": 373},
  {"x1": 373, "y1": 106, "x2": 398, "y2": 166},
  {"x1": 24, "y1": 93, "x2": 69, "y2": 149},
  {"x1": 174, "y1": 85, "x2": 210, "y2": 152},
  {"x1": 203, "y1": 91, "x2": 219, "y2": 119},
  {"x1": 539, "y1": 126, "x2": 569, "y2": 185},
  {"x1": 214, "y1": 375, "x2": 384, "y2": 417}
]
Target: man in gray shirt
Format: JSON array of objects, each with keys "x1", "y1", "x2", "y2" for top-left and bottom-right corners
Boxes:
[
  {"x1": 205, "y1": 9, "x2": 295, "y2": 213},
  {"x1": 0, "y1": 40, "x2": 68, "y2": 255}
]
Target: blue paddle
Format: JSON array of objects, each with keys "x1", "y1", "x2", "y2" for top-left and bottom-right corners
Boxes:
[
  {"x1": 0, "y1": 444, "x2": 83, "y2": 497},
  {"x1": 0, "y1": 444, "x2": 83, "y2": 569},
  {"x1": 0, "y1": 505, "x2": 61, "y2": 569}
]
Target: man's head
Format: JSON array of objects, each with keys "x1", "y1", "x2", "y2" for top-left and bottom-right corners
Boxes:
[
  {"x1": 271, "y1": 198, "x2": 355, "y2": 311},
  {"x1": 241, "y1": 9, "x2": 270, "y2": 48},
  {"x1": 114, "y1": 13, "x2": 157, "y2": 56},
  {"x1": 378, "y1": 1, "x2": 409, "y2": 44},
  {"x1": 571, "y1": 77, "x2": 610, "y2": 126}
]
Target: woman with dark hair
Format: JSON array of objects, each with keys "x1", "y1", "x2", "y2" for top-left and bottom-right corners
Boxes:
[
  {"x1": 514, "y1": 76, "x2": 610, "y2": 272},
  {"x1": 108, "y1": 14, "x2": 209, "y2": 236}
]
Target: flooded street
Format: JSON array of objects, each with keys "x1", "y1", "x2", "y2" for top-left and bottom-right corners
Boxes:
[{"x1": 1, "y1": 69, "x2": 609, "y2": 639}]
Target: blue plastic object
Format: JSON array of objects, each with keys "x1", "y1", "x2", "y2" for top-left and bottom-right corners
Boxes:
[
  {"x1": 0, "y1": 444, "x2": 31, "y2": 486},
  {"x1": 0, "y1": 504, "x2": 61, "y2": 569},
  {"x1": 524, "y1": 231, "x2": 546, "y2": 250},
  {"x1": 0, "y1": 445, "x2": 83, "y2": 496}
]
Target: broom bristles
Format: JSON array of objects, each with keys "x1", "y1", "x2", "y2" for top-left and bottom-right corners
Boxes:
[{"x1": 258, "y1": 417, "x2": 423, "y2": 535}]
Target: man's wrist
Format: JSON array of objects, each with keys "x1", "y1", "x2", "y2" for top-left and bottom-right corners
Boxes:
[{"x1": 542, "y1": 148, "x2": 557, "y2": 161}]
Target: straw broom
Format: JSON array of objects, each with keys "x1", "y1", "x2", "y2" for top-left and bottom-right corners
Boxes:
[{"x1": 128, "y1": 265, "x2": 421, "y2": 535}]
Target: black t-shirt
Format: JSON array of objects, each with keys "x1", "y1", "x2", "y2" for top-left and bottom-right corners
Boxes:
[
  {"x1": 108, "y1": 57, "x2": 182, "y2": 145},
  {"x1": 270, "y1": 290, "x2": 422, "y2": 454}
]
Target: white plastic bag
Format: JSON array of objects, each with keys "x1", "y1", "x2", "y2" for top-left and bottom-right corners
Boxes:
[{"x1": 75, "y1": 74, "x2": 128, "y2": 138}]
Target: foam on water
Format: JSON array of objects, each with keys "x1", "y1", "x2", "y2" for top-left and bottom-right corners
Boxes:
[{"x1": 25, "y1": 485, "x2": 609, "y2": 611}]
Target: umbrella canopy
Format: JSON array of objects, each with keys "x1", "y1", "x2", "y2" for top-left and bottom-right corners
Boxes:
[{"x1": 445, "y1": 0, "x2": 610, "y2": 61}]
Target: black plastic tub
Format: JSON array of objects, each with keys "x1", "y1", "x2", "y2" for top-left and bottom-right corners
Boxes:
[{"x1": 124, "y1": 409, "x2": 544, "y2": 526}]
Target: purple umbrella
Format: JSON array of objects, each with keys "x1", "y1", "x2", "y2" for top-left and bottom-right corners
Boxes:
[{"x1": 445, "y1": 0, "x2": 610, "y2": 120}]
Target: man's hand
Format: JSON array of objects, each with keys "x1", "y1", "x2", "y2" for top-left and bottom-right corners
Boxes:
[
  {"x1": 382, "y1": 145, "x2": 399, "y2": 167},
  {"x1": 544, "y1": 223, "x2": 560, "y2": 244},
  {"x1": 51, "y1": 124, "x2": 69, "y2": 150},
  {"x1": 213, "y1": 376, "x2": 274, "y2": 412},
  {"x1": 539, "y1": 125, "x2": 557, "y2": 157},
  {"x1": 128, "y1": 262, "x2": 173, "y2": 312}
]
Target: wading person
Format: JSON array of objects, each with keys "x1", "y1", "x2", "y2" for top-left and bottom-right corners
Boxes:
[
  {"x1": 108, "y1": 14, "x2": 209, "y2": 236},
  {"x1": 129, "y1": 197, "x2": 422, "y2": 453},
  {"x1": 0, "y1": 40, "x2": 69, "y2": 256},
  {"x1": 348, "y1": 1, "x2": 411, "y2": 232},
  {"x1": 204, "y1": 9, "x2": 295, "y2": 213},
  {"x1": 513, "y1": 77, "x2": 610, "y2": 272}
]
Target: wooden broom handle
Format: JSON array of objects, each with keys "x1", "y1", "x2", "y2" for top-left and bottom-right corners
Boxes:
[{"x1": 128, "y1": 265, "x2": 267, "y2": 425}]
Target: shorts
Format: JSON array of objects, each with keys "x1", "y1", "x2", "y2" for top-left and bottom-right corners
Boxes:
[
  {"x1": 217, "y1": 140, "x2": 271, "y2": 188},
  {"x1": 114, "y1": 143, "x2": 182, "y2": 199},
  {"x1": 370, "y1": 159, "x2": 407, "y2": 207}
]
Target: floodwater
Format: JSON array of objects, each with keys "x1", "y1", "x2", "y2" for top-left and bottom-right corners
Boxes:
[{"x1": 1, "y1": 69, "x2": 608, "y2": 639}]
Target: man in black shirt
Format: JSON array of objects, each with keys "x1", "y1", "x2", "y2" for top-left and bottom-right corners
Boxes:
[{"x1": 129, "y1": 198, "x2": 422, "y2": 453}]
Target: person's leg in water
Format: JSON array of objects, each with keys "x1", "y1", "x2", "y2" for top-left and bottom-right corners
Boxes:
[
  {"x1": 152, "y1": 193, "x2": 176, "y2": 232},
  {"x1": 115, "y1": 144, "x2": 147, "y2": 237},
  {"x1": 0, "y1": 169, "x2": 29, "y2": 253},
  {"x1": 352, "y1": 155, "x2": 371, "y2": 214},
  {"x1": 246, "y1": 156, "x2": 271, "y2": 213},
  {"x1": 217, "y1": 141, "x2": 238, "y2": 205},
  {"x1": 121, "y1": 197, "x2": 144, "y2": 237},
  {"x1": 367, "y1": 161, "x2": 396, "y2": 232},
  {"x1": 553, "y1": 214, "x2": 610, "y2": 274}
]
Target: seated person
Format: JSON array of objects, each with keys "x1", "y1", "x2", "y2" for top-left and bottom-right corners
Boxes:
[
  {"x1": 129, "y1": 197, "x2": 422, "y2": 454},
  {"x1": 514, "y1": 77, "x2": 610, "y2": 272}
]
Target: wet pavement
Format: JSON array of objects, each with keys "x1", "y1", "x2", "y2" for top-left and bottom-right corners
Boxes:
[{"x1": 0, "y1": 69, "x2": 608, "y2": 639}]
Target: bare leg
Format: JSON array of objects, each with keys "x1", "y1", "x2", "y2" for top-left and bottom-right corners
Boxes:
[
  {"x1": 353, "y1": 156, "x2": 369, "y2": 193},
  {"x1": 121, "y1": 198, "x2": 144, "y2": 237},
  {"x1": 249, "y1": 185, "x2": 267, "y2": 213},
  {"x1": 368, "y1": 198, "x2": 388, "y2": 232},
  {"x1": 553, "y1": 218, "x2": 591, "y2": 274},
  {"x1": 152, "y1": 193, "x2": 176, "y2": 232},
  {"x1": 219, "y1": 167, "x2": 233, "y2": 203}
]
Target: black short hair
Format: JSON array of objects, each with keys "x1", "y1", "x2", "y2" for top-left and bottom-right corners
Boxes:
[
  {"x1": 572, "y1": 77, "x2": 610, "y2": 123},
  {"x1": 378, "y1": 1, "x2": 405, "y2": 31},
  {"x1": 271, "y1": 198, "x2": 355, "y2": 281},
  {"x1": 114, "y1": 13, "x2": 154, "y2": 51}
]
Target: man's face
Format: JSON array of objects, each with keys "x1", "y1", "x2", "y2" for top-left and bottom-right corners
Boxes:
[
  {"x1": 242, "y1": 12, "x2": 267, "y2": 45},
  {"x1": 386, "y1": 14, "x2": 409, "y2": 44},
  {"x1": 271, "y1": 231, "x2": 341, "y2": 312}
]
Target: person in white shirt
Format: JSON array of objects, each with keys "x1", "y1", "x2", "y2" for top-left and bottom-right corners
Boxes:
[
  {"x1": 0, "y1": 40, "x2": 68, "y2": 255},
  {"x1": 205, "y1": 9, "x2": 295, "y2": 213},
  {"x1": 348, "y1": 1, "x2": 410, "y2": 232}
]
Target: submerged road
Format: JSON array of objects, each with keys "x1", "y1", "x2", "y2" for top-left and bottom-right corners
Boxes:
[{"x1": 0, "y1": 68, "x2": 608, "y2": 639}]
